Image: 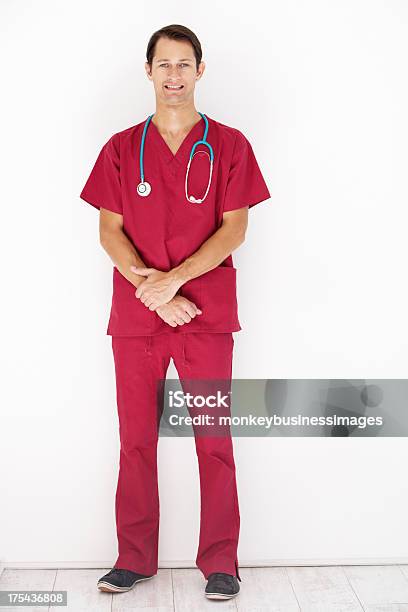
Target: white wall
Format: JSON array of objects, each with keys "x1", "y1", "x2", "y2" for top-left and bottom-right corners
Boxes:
[{"x1": 1, "y1": 0, "x2": 408, "y2": 568}]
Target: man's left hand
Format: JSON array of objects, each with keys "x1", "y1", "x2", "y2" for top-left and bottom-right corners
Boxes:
[{"x1": 131, "y1": 266, "x2": 183, "y2": 310}]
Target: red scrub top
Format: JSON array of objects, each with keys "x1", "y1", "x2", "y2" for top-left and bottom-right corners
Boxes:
[{"x1": 80, "y1": 114, "x2": 271, "y2": 336}]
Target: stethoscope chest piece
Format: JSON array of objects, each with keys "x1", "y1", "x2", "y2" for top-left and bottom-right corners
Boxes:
[{"x1": 137, "y1": 181, "x2": 151, "y2": 197}]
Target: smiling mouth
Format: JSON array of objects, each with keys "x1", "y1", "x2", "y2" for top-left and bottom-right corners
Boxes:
[{"x1": 164, "y1": 84, "x2": 184, "y2": 90}]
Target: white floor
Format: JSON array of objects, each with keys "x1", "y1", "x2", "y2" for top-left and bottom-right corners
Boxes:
[{"x1": 1, "y1": 565, "x2": 408, "y2": 611}]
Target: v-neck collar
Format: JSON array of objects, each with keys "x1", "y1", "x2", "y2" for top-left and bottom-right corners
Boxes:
[{"x1": 149, "y1": 114, "x2": 206, "y2": 166}]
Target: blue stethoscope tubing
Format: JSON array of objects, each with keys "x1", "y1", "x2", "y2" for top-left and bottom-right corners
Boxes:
[{"x1": 137, "y1": 112, "x2": 214, "y2": 204}]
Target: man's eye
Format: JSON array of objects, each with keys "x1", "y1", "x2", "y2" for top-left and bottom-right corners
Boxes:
[{"x1": 159, "y1": 63, "x2": 189, "y2": 68}]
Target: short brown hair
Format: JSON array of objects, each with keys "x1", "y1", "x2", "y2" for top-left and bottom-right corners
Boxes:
[{"x1": 146, "y1": 24, "x2": 202, "y2": 71}]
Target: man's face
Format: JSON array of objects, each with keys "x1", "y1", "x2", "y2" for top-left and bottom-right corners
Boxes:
[{"x1": 145, "y1": 37, "x2": 205, "y2": 106}]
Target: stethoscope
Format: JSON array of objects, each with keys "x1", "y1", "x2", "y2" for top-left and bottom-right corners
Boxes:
[{"x1": 137, "y1": 112, "x2": 214, "y2": 204}]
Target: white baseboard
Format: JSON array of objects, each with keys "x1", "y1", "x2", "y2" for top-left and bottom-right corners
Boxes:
[{"x1": 1, "y1": 558, "x2": 408, "y2": 570}]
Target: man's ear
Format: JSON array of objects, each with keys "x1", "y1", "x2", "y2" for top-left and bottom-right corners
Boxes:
[
  {"x1": 196, "y1": 61, "x2": 206, "y2": 81},
  {"x1": 145, "y1": 62, "x2": 153, "y2": 80}
]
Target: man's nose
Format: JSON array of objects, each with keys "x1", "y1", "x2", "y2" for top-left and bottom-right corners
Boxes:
[{"x1": 167, "y1": 65, "x2": 181, "y2": 78}]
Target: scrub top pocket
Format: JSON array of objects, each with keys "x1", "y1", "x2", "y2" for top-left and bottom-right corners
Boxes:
[
  {"x1": 179, "y1": 266, "x2": 241, "y2": 333},
  {"x1": 107, "y1": 267, "x2": 156, "y2": 336}
]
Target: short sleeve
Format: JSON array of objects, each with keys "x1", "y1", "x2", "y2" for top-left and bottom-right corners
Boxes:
[
  {"x1": 223, "y1": 130, "x2": 271, "y2": 213},
  {"x1": 79, "y1": 133, "x2": 123, "y2": 214}
]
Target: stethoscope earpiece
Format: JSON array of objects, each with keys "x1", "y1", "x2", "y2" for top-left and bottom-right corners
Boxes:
[{"x1": 137, "y1": 112, "x2": 213, "y2": 204}]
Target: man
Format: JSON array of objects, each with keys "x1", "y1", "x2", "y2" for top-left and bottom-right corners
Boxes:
[{"x1": 80, "y1": 24, "x2": 270, "y2": 601}]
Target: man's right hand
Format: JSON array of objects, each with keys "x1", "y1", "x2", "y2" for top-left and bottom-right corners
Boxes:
[{"x1": 155, "y1": 295, "x2": 202, "y2": 328}]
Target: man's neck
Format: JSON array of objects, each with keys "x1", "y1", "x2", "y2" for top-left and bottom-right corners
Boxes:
[{"x1": 151, "y1": 103, "x2": 201, "y2": 136}]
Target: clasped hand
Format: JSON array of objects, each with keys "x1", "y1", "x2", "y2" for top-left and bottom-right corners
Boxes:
[
  {"x1": 130, "y1": 266, "x2": 181, "y2": 310},
  {"x1": 130, "y1": 265, "x2": 202, "y2": 328}
]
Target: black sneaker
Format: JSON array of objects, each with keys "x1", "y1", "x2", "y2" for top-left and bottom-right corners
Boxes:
[
  {"x1": 205, "y1": 572, "x2": 240, "y2": 599},
  {"x1": 97, "y1": 567, "x2": 154, "y2": 593}
]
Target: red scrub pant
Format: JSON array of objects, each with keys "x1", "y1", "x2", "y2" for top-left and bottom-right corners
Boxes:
[{"x1": 111, "y1": 331, "x2": 241, "y2": 582}]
